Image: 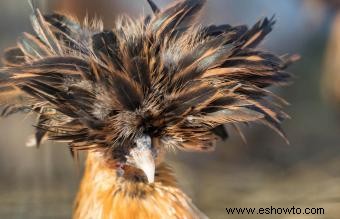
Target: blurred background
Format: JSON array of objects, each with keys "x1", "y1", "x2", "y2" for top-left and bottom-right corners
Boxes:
[{"x1": 0, "y1": 0, "x2": 340, "y2": 218}]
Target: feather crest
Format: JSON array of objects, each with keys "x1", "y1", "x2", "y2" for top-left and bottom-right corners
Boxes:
[{"x1": 0, "y1": 0, "x2": 296, "y2": 152}]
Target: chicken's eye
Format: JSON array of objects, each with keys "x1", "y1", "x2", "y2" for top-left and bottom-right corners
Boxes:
[{"x1": 144, "y1": 123, "x2": 157, "y2": 135}]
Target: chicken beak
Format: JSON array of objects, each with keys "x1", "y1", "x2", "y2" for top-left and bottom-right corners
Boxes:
[{"x1": 127, "y1": 135, "x2": 155, "y2": 183}]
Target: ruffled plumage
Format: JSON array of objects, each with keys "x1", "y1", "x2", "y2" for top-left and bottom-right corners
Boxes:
[
  {"x1": 0, "y1": 0, "x2": 297, "y2": 218},
  {"x1": 0, "y1": 0, "x2": 296, "y2": 152}
]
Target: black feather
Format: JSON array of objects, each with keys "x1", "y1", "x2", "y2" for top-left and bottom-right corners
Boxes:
[
  {"x1": 146, "y1": 0, "x2": 160, "y2": 14},
  {"x1": 240, "y1": 16, "x2": 276, "y2": 49},
  {"x1": 35, "y1": 115, "x2": 49, "y2": 147},
  {"x1": 2, "y1": 47, "x2": 25, "y2": 66},
  {"x1": 92, "y1": 31, "x2": 122, "y2": 70},
  {"x1": 211, "y1": 125, "x2": 228, "y2": 140},
  {"x1": 103, "y1": 70, "x2": 143, "y2": 111},
  {"x1": 151, "y1": 0, "x2": 206, "y2": 37}
]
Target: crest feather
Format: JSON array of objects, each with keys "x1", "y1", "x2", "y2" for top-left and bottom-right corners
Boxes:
[{"x1": 0, "y1": 0, "x2": 296, "y2": 152}]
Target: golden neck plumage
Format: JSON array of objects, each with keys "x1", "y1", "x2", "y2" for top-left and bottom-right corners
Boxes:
[{"x1": 73, "y1": 152, "x2": 208, "y2": 219}]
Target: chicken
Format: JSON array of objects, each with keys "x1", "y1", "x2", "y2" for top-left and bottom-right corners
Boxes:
[{"x1": 0, "y1": 0, "x2": 297, "y2": 218}]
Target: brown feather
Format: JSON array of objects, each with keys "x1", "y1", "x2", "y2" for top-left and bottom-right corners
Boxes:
[{"x1": 0, "y1": 1, "x2": 297, "y2": 218}]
